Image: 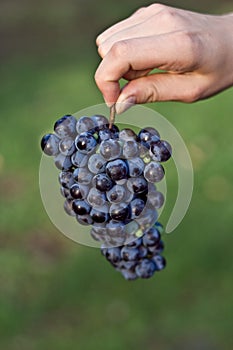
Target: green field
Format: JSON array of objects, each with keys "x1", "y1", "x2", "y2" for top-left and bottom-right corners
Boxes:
[{"x1": 1, "y1": 1, "x2": 233, "y2": 349}]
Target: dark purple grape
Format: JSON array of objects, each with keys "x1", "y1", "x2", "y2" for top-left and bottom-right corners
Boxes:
[
  {"x1": 110, "y1": 203, "x2": 130, "y2": 222},
  {"x1": 138, "y1": 127, "x2": 160, "y2": 149},
  {"x1": 64, "y1": 199, "x2": 76, "y2": 216},
  {"x1": 99, "y1": 139, "x2": 122, "y2": 160},
  {"x1": 54, "y1": 154, "x2": 73, "y2": 171},
  {"x1": 144, "y1": 162, "x2": 165, "y2": 183},
  {"x1": 98, "y1": 124, "x2": 119, "y2": 141},
  {"x1": 126, "y1": 177, "x2": 148, "y2": 194},
  {"x1": 54, "y1": 115, "x2": 77, "y2": 138},
  {"x1": 90, "y1": 206, "x2": 110, "y2": 224},
  {"x1": 106, "y1": 159, "x2": 128, "y2": 182},
  {"x1": 59, "y1": 137, "x2": 75, "y2": 156},
  {"x1": 73, "y1": 167, "x2": 93, "y2": 185},
  {"x1": 76, "y1": 214, "x2": 93, "y2": 226},
  {"x1": 130, "y1": 198, "x2": 145, "y2": 219},
  {"x1": 41, "y1": 133, "x2": 60, "y2": 156},
  {"x1": 142, "y1": 226, "x2": 161, "y2": 247},
  {"x1": 76, "y1": 116, "x2": 96, "y2": 134},
  {"x1": 150, "y1": 140, "x2": 172, "y2": 162},
  {"x1": 75, "y1": 132, "x2": 97, "y2": 154},
  {"x1": 121, "y1": 246, "x2": 140, "y2": 261},
  {"x1": 58, "y1": 171, "x2": 74, "y2": 188},
  {"x1": 93, "y1": 173, "x2": 114, "y2": 192},
  {"x1": 135, "y1": 259, "x2": 156, "y2": 278},
  {"x1": 71, "y1": 151, "x2": 89, "y2": 168},
  {"x1": 70, "y1": 183, "x2": 88, "y2": 199},
  {"x1": 119, "y1": 128, "x2": 137, "y2": 141},
  {"x1": 152, "y1": 255, "x2": 166, "y2": 271},
  {"x1": 72, "y1": 200, "x2": 91, "y2": 215},
  {"x1": 127, "y1": 157, "x2": 145, "y2": 177}
]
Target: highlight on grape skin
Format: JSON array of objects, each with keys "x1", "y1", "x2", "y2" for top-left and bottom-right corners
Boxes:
[{"x1": 40, "y1": 114, "x2": 172, "y2": 280}]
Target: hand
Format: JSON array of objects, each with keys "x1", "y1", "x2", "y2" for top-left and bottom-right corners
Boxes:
[{"x1": 95, "y1": 4, "x2": 233, "y2": 114}]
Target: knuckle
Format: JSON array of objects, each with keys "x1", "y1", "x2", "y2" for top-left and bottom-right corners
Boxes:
[
  {"x1": 183, "y1": 86, "x2": 204, "y2": 103},
  {"x1": 159, "y1": 7, "x2": 178, "y2": 23},
  {"x1": 111, "y1": 40, "x2": 129, "y2": 58},
  {"x1": 147, "y1": 3, "x2": 166, "y2": 12}
]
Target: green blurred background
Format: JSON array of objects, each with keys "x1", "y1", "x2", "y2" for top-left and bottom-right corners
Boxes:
[{"x1": 0, "y1": 0, "x2": 233, "y2": 349}]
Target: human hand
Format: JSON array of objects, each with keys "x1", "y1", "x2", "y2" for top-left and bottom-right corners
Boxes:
[{"x1": 95, "y1": 4, "x2": 233, "y2": 114}]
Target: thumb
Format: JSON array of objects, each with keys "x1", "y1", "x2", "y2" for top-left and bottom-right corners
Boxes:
[{"x1": 115, "y1": 73, "x2": 206, "y2": 114}]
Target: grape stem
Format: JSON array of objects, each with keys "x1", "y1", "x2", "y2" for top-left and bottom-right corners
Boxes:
[{"x1": 109, "y1": 104, "x2": 116, "y2": 129}]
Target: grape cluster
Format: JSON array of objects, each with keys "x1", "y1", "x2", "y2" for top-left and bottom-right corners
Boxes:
[{"x1": 41, "y1": 114, "x2": 172, "y2": 280}]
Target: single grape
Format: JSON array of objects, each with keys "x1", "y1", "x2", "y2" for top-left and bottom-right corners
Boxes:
[
  {"x1": 59, "y1": 171, "x2": 74, "y2": 188},
  {"x1": 138, "y1": 245, "x2": 148, "y2": 258},
  {"x1": 98, "y1": 124, "x2": 119, "y2": 142},
  {"x1": 142, "y1": 226, "x2": 161, "y2": 247},
  {"x1": 73, "y1": 167, "x2": 93, "y2": 185},
  {"x1": 110, "y1": 203, "x2": 130, "y2": 222},
  {"x1": 121, "y1": 246, "x2": 140, "y2": 261},
  {"x1": 126, "y1": 177, "x2": 148, "y2": 194},
  {"x1": 144, "y1": 161, "x2": 165, "y2": 183},
  {"x1": 88, "y1": 153, "x2": 106, "y2": 174},
  {"x1": 70, "y1": 183, "x2": 89, "y2": 199},
  {"x1": 127, "y1": 157, "x2": 145, "y2": 177},
  {"x1": 75, "y1": 132, "x2": 97, "y2": 154},
  {"x1": 71, "y1": 151, "x2": 89, "y2": 168},
  {"x1": 99, "y1": 139, "x2": 122, "y2": 160},
  {"x1": 148, "y1": 240, "x2": 164, "y2": 255},
  {"x1": 135, "y1": 259, "x2": 156, "y2": 278},
  {"x1": 147, "y1": 190, "x2": 164, "y2": 209},
  {"x1": 119, "y1": 128, "x2": 137, "y2": 141},
  {"x1": 72, "y1": 200, "x2": 91, "y2": 215},
  {"x1": 60, "y1": 186, "x2": 72, "y2": 199},
  {"x1": 41, "y1": 133, "x2": 60, "y2": 156},
  {"x1": 76, "y1": 214, "x2": 93, "y2": 226},
  {"x1": 91, "y1": 114, "x2": 109, "y2": 129},
  {"x1": 54, "y1": 154, "x2": 73, "y2": 171},
  {"x1": 64, "y1": 199, "x2": 76, "y2": 216},
  {"x1": 90, "y1": 206, "x2": 110, "y2": 224},
  {"x1": 54, "y1": 115, "x2": 77, "y2": 138},
  {"x1": 122, "y1": 140, "x2": 140, "y2": 159},
  {"x1": 150, "y1": 140, "x2": 172, "y2": 162},
  {"x1": 87, "y1": 187, "x2": 106, "y2": 208},
  {"x1": 59, "y1": 137, "x2": 75, "y2": 156},
  {"x1": 106, "y1": 220, "x2": 126, "y2": 237},
  {"x1": 137, "y1": 127, "x2": 160, "y2": 149},
  {"x1": 102, "y1": 247, "x2": 122, "y2": 264},
  {"x1": 106, "y1": 159, "x2": 128, "y2": 182},
  {"x1": 93, "y1": 173, "x2": 114, "y2": 192},
  {"x1": 152, "y1": 255, "x2": 166, "y2": 271},
  {"x1": 76, "y1": 116, "x2": 96, "y2": 134},
  {"x1": 130, "y1": 198, "x2": 146, "y2": 219},
  {"x1": 106, "y1": 185, "x2": 126, "y2": 204}
]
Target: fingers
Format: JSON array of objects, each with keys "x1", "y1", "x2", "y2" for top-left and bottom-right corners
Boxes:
[
  {"x1": 95, "y1": 32, "x2": 201, "y2": 106},
  {"x1": 96, "y1": 3, "x2": 165, "y2": 47},
  {"x1": 115, "y1": 73, "x2": 208, "y2": 114}
]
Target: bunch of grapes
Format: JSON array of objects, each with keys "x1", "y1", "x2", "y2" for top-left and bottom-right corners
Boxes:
[{"x1": 41, "y1": 114, "x2": 172, "y2": 280}]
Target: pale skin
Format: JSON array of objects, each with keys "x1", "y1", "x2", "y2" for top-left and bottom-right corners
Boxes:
[{"x1": 95, "y1": 4, "x2": 233, "y2": 114}]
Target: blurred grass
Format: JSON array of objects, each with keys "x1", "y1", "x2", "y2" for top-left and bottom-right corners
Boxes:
[{"x1": 1, "y1": 0, "x2": 233, "y2": 349}]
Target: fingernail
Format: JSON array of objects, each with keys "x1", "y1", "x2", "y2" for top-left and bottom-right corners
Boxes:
[{"x1": 115, "y1": 96, "x2": 136, "y2": 115}]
